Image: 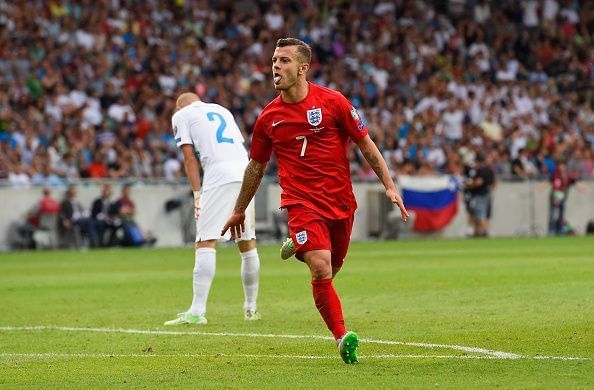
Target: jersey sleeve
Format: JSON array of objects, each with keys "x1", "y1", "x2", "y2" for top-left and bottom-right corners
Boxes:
[
  {"x1": 172, "y1": 111, "x2": 193, "y2": 147},
  {"x1": 249, "y1": 114, "x2": 273, "y2": 163},
  {"x1": 335, "y1": 94, "x2": 368, "y2": 142}
]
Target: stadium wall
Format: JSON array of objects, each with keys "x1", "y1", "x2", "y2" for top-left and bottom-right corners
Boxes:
[{"x1": 0, "y1": 180, "x2": 593, "y2": 250}]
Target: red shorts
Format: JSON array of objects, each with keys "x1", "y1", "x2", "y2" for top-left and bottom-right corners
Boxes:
[{"x1": 286, "y1": 204, "x2": 354, "y2": 269}]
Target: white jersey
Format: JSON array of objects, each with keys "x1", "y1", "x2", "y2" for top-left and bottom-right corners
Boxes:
[{"x1": 172, "y1": 101, "x2": 248, "y2": 192}]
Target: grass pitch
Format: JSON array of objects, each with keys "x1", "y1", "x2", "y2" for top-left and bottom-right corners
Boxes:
[{"x1": 1, "y1": 237, "x2": 593, "y2": 388}]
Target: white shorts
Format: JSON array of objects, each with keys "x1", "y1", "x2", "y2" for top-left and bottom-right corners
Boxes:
[{"x1": 196, "y1": 182, "x2": 256, "y2": 242}]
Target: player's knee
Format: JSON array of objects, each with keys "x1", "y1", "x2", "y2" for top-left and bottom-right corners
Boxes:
[
  {"x1": 196, "y1": 240, "x2": 217, "y2": 249},
  {"x1": 311, "y1": 269, "x2": 332, "y2": 279},
  {"x1": 303, "y1": 250, "x2": 332, "y2": 278},
  {"x1": 237, "y1": 239, "x2": 256, "y2": 252}
]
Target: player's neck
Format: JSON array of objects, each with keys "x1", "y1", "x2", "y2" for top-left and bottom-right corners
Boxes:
[{"x1": 281, "y1": 80, "x2": 309, "y2": 104}]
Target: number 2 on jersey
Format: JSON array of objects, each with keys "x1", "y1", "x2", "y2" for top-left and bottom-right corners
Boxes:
[
  {"x1": 207, "y1": 112, "x2": 233, "y2": 144},
  {"x1": 296, "y1": 136, "x2": 307, "y2": 157}
]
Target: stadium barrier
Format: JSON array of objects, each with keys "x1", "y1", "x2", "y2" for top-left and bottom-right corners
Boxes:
[{"x1": 0, "y1": 178, "x2": 593, "y2": 250}]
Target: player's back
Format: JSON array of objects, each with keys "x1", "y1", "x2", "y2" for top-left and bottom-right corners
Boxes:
[{"x1": 172, "y1": 101, "x2": 248, "y2": 191}]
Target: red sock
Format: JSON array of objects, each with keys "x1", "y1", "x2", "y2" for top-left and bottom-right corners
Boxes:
[{"x1": 311, "y1": 278, "x2": 346, "y2": 340}]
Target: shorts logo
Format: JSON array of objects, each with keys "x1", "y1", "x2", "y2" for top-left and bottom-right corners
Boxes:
[
  {"x1": 295, "y1": 230, "x2": 308, "y2": 245},
  {"x1": 306, "y1": 108, "x2": 322, "y2": 126}
]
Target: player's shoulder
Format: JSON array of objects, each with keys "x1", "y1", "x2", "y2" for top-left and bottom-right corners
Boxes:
[
  {"x1": 199, "y1": 101, "x2": 231, "y2": 115},
  {"x1": 172, "y1": 102, "x2": 201, "y2": 122},
  {"x1": 171, "y1": 106, "x2": 189, "y2": 123},
  {"x1": 257, "y1": 95, "x2": 283, "y2": 121},
  {"x1": 311, "y1": 83, "x2": 347, "y2": 102}
]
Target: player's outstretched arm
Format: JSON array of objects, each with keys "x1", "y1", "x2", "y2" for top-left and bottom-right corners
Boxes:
[
  {"x1": 221, "y1": 159, "x2": 267, "y2": 239},
  {"x1": 356, "y1": 135, "x2": 409, "y2": 223}
]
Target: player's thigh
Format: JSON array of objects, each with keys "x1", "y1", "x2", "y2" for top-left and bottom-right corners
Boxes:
[
  {"x1": 329, "y1": 213, "x2": 354, "y2": 269},
  {"x1": 197, "y1": 182, "x2": 256, "y2": 241},
  {"x1": 286, "y1": 205, "x2": 331, "y2": 261}
]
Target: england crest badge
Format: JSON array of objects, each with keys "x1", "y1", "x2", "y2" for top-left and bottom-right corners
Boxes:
[
  {"x1": 296, "y1": 230, "x2": 308, "y2": 245},
  {"x1": 306, "y1": 108, "x2": 322, "y2": 126}
]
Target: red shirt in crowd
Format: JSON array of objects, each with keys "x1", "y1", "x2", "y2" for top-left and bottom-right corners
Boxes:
[
  {"x1": 250, "y1": 82, "x2": 368, "y2": 219},
  {"x1": 87, "y1": 162, "x2": 107, "y2": 178},
  {"x1": 27, "y1": 195, "x2": 60, "y2": 226}
]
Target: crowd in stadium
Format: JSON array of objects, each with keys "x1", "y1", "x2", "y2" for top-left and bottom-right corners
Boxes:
[{"x1": 0, "y1": 0, "x2": 593, "y2": 188}]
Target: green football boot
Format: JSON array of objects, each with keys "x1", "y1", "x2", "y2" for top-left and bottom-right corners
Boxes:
[
  {"x1": 338, "y1": 331, "x2": 359, "y2": 364},
  {"x1": 244, "y1": 310, "x2": 262, "y2": 321},
  {"x1": 280, "y1": 237, "x2": 296, "y2": 260},
  {"x1": 163, "y1": 311, "x2": 207, "y2": 326}
]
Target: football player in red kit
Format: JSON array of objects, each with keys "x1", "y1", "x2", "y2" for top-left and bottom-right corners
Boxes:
[{"x1": 222, "y1": 38, "x2": 409, "y2": 364}]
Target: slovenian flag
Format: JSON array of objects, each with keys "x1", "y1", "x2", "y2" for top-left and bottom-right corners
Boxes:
[{"x1": 400, "y1": 175, "x2": 460, "y2": 232}]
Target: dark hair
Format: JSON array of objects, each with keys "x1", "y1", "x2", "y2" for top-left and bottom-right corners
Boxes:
[{"x1": 276, "y1": 38, "x2": 312, "y2": 64}]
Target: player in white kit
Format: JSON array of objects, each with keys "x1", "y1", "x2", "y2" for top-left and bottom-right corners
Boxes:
[{"x1": 164, "y1": 92, "x2": 261, "y2": 325}]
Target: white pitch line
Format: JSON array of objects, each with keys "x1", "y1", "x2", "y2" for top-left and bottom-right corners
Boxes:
[
  {"x1": 0, "y1": 352, "x2": 499, "y2": 360},
  {"x1": 0, "y1": 353, "x2": 589, "y2": 361},
  {"x1": 0, "y1": 325, "x2": 512, "y2": 358},
  {"x1": 0, "y1": 326, "x2": 591, "y2": 361},
  {"x1": 362, "y1": 338, "x2": 520, "y2": 359}
]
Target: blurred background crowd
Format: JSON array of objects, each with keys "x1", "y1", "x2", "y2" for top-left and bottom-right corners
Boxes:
[{"x1": 0, "y1": 0, "x2": 593, "y2": 189}]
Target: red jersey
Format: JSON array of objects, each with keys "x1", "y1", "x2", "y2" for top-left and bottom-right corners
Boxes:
[{"x1": 250, "y1": 83, "x2": 368, "y2": 219}]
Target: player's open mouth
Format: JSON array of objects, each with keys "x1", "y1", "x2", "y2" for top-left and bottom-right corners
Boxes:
[{"x1": 273, "y1": 74, "x2": 282, "y2": 84}]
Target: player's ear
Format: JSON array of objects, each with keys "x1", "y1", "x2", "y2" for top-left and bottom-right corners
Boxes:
[{"x1": 298, "y1": 63, "x2": 309, "y2": 75}]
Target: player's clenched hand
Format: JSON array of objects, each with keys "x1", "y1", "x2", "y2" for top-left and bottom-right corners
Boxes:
[
  {"x1": 221, "y1": 209, "x2": 246, "y2": 240},
  {"x1": 386, "y1": 188, "x2": 409, "y2": 223}
]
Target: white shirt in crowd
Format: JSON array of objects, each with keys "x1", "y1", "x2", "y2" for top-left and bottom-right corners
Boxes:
[
  {"x1": 522, "y1": 1, "x2": 539, "y2": 27},
  {"x1": 8, "y1": 171, "x2": 31, "y2": 188},
  {"x1": 437, "y1": 109, "x2": 464, "y2": 141},
  {"x1": 163, "y1": 157, "x2": 182, "y2": 180},
  {"x1": 543, "y1": 0, "x2": 559, "y2": 21},
  {"x1": 108, "y1": 103, "x2": 136, "y2": 123},
  {"x1": 82, "y1": 98, "x2": 103, "y2": 128},
  {"x1": 172, "y1": 101, "x2": 248, "y2": 192},
  {"x1": 265, "y1": 8, "x2": 284, "y2": 31},
  {"x1": 426, "y1": 145, "x2": 446, "y2": 168}
]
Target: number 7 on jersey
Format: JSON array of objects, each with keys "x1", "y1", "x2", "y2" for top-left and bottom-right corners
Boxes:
[{"x1": 296, "y1": 136, "x2": 307, "y2": 157}]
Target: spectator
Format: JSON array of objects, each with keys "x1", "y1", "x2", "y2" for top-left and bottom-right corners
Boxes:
[
  {"x1": 0, "y1": 0, "x2": 592, "y2": 184},
  {"x1": 511, "y1": 148, "x2": 538, "y2": 181},
  {"x1": 436, "y1": 99, "x2": 464, "y2": 143},
  {"x1": 89, "y1": 183, "x2": 115, "y2": 247},
  {"x1": 19, "y1": 188, "x2": 61, "y2": 249},
  {"x1": 465, "y1": 153, "x2": 495, "y2": 237},
  {"x1": 163, "y1": 151, "x2": 182, "y2": 181},
  {"x1": 548, "y1": 161, "x2": 591, "y2": 235},
  {"x1": 111, "y1": 184, "x2": 155, "y2": 247},
  {"x1": 31, "y1": 163, "x2": 64, "y2": 189},
  {"x1": 86, "y1": 152, "x2": 108, "y2": 178},
  {"x1": 58, "y1": 185, "x2": 89, "y2": 248},
  {"x1": 8, "y1": 162, "x2": 31, "y2": 188}
]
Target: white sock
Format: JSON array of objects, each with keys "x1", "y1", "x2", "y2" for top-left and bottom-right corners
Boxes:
[
  {"x1": 189, "y1": 248, "x2": 216, "y2": 316},
  {"x1": 240, "y1": 248, "x2": 260, "y2": 312}
]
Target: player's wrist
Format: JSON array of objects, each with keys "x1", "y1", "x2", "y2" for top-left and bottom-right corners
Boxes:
[{"x1": 193, "y1": 191, "x2": 200, "y2": 199}]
